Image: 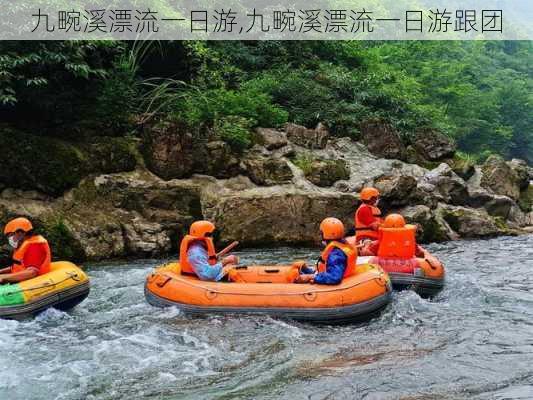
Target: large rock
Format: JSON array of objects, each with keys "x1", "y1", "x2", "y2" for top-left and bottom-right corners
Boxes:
[
  {"x1": 420, "y1": 163, "x2": 468, "y2": 205},
  {"x1": 508, "y1": 159, "x2": 530, "y2": 191},
  {"x1": 437, "y1": 205, "x2": 505, "y2": 238},
  {"x1": 374, "y1": 174, "x2": 418, "y2": 207},
  {"x1": 142, "y1": 120, "x2": 197, "y2": 179},
  {"x1": 285, "y1": 123, "x2": 329, "y2": 149},
  {"x1": 412, "y1": 128, "x2": 456, "y2": 161},
  {"x1": 480, "y1": 155, "x2": 522, "y2": 200},
  {"x1": 242, "y1": 155, "x2": 293, "y2": 186},
  {"x1": 0, "y1": 128, "x2": 137, "y2": 196},
  {"x1": 294, "y1": 155, "x2": 350, "y2": 187},
  {"x1": 359, "y1": 119, "x2": 407, "y2": 161},
  {"x1": 123, "y1": 218, "x2": 172, "y2": 255},
  {"x1": 446, "y1": 155, "x2": 476, "y2": 181},
  {"x1": 202, "y1": 187, "x2": 357, "y2": 246},
  {"x1": 399, "y1": 205, "x2": 456, "y2": 242},
  {"x1": 254, "y1": 128, "x2": 288, "y2": 150}
]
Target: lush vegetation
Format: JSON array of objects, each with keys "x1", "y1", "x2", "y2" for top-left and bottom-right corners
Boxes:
[{"x1": 1, "y1": 40, "x2": 531, "y2": 162}]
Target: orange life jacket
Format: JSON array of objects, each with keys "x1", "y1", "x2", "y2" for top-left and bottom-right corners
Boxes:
[
  {"x1": 355, "y1": 204, "x2": 383, "y2": 241},
  {"x1": 377, "y1": 225, "x2": 417, "y2": 259},
  {"x1": 179, "y1": 235, "x2": 217, "y2": 275},
  {"x1": 317, "y1": 241, "x2": 357, "y2": 279},
  {"x1": 11, "y1": 235, "x2": 51, "y2": 275}
]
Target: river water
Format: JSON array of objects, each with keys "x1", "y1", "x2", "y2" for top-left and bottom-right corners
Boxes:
[{"x1": 1, "y1": 235, "x2": 532, "y2": 400}]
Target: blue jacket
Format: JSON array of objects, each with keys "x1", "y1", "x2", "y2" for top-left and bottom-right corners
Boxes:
[
  {"x1": 187, "y1": 242, "x2": 225, "y2": 281},
  {"x1": 301, "y1": 248, "x2": 347, "y2": 285}
]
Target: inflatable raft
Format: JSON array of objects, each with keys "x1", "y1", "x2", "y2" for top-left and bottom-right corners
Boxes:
[
  {"x1": 357, "y1": 252, "x2": 445, "y2": 297},
  {"x1": 145, "y1": 262, "x2": 392, "y2": 324},
  {"x1": 0, "y1": 261, "x2": 90, "y2": 320}
]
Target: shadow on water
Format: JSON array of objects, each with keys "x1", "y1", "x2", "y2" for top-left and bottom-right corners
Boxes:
[{"x1": 1, "y1": 235, "x2": 533, "y2": 400}]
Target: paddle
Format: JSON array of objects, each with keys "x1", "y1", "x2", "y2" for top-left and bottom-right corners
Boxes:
[{"x1": 216, "y1": 241, "x2": 239, "y2": 259}]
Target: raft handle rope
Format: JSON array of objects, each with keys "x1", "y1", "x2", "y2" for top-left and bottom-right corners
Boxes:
[
  {"x1": 2, "y1": 272, "x2": 84, "y2": 296},
  {"x1": 425, "y1": 258, "x2": 438, "y2": 270},
  {"x1": 154, "y1": 271, "x2": 387, "y2": 297}
]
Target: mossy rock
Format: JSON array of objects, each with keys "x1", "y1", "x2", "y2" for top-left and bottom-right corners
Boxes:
[
  {"x1": 445, "y1": 154, "x2": 476, "y2": 181},
  {"x1": 518, "y1": 184, "x2": 533, "y2": 212},
  {"x1": 39, "y1": 217, "x2": 85, "y2": 262},
  {"x1": 293, "y1": 155, "x2": 350, "y2": 187},
  {"x1": 0, "y1": 128, "x2": 137, "y2": 196}
]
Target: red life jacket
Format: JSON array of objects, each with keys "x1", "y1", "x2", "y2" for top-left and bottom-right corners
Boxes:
[
  {"x1": 377, "y1": 225, "x2": 417, "y2": 259},
  {"x1": 317, "y1": 240, "x2": 357, "y2": 279},
  {"x1": 179, "y1": 235, "x2": 217, "y2": 275},
  {"x1": 11, "y1": 235, "x2": 51, "y2": 276},
  {"x1": 355, "y1": 204, "x2": 383, "y2": 241}
]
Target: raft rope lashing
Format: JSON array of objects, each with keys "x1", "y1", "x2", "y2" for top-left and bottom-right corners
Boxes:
[{"x1": 2, "y1": 272, "x2": 82, "y2": 297}]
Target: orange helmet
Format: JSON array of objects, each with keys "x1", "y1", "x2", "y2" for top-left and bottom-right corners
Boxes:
[
  {"x1": 360, "y1": 187, "x2": 380, "y2": 201},
  {"x1": 189, "y1": 220, "x2": 216, "y2": 238},
  {"x1": 319, "y1": 217, "x2": 345, "y2": 240},
  {"x1": 4, "y1": 217, "x2": 33, "y2": 235},
  {"x1": 383, "y1": 214, "x2": 406, "y2": 228}
]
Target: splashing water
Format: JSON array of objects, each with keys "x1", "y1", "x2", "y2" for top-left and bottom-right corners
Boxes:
[{"x1": 1, "y1": 235, "x2": 532, "y2": 400}]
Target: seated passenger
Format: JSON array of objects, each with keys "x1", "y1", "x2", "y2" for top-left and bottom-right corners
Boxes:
[
  {"x1": 179, "y1": 220, "x2": 239, "y2": 281},
  {"x1": 296, "y1": 217, "x2": 357, "y2": 285},
  {"x1": 355, "y1": 187, "x2": 383, "y2": 243},
  {"x1": 360, "y1": 214, "x2": 425, "y2": 258},
  {"x1": 0, "y1": 217, "x2": 51, "y2": 284}
]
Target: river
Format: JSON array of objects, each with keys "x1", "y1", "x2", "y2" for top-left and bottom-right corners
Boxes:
[{"x1": 1, "y1": 235, "x2": 532, "y2": 400}]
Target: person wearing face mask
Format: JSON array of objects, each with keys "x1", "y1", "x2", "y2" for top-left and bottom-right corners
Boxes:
[
  {"x1": 179, "y1": 220, "x2": 239, "y2": 281},
  {"x1": 295, "y1": 218, "x2": 357, "y2": 285},
  {"x1": 355, "y1": 187, "x2": 383, "y2": 243},
  {"x1": 0, "y1": 217, "x2": 51, "y2": 284}
]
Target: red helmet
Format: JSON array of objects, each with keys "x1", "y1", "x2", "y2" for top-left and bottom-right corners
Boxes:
[
  {"x1": 4, "y1": 217, "x2": 33, "y2": 235},
  {"x1": 383, "y1": 214, "x2": 406, "y2": 228},
  {"x1": 189, "y1": 220, "x2": 216, "y2": 238},
  {"x1": 319, "y1": 218, "x2": 345, "y2": 240},
  {"x1": 360, "y1": 187, "x2": 380, "y2": 201}
]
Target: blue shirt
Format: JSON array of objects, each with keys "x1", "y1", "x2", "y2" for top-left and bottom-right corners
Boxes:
[
  {"x1": 301, "y1": 248, "x2": 347, "y2": 285},
  {"x1": 187, "y1": 242, "x2": 225, "y2": 281}
]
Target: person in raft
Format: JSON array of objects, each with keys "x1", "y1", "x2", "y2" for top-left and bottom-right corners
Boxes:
[
  {"x1": 0, "y1": 217, "x2": 51, "y2": 284},
  {"x1": 355, "y1": 187, "x2": 383, "y2": 243},
  {"x1": 359, "y1": 214, "x2": 425, "y2": 258},
  {"x1": 295, "y1": 217, "x2": 357, "y2": 285},
  {"x1": 179, "y1": 220, "x2": 239, "y2": 281}
]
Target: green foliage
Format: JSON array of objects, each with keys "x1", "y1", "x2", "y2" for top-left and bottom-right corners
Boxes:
[
  {"x1": 292, "y1": 154, "x2": 314, "y2": 175},
  {"x1": 214, "y1": 116, "x2": 254, "y2": 151},
  {"x1": 1, "y1": 39, "x2": 531, "y2": 167}
]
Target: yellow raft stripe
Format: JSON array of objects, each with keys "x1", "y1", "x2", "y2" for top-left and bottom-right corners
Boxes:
[{"x1": 18, "y1": 261, "x2": 89, "y2": 303}]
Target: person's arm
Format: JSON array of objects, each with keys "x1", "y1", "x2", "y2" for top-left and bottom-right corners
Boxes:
[
  {"x1": 187, "y1": 245, "x2": 225, "y2": 281},
  {"x1": 0, "y1": 267, "x2": 12, "y2": 274},
  {"x1": 0, "y1": 268, "x2": 38, "y2": 284},
  {"x1": 313, "y1": 249, "x2": 347, "y2": 285}
]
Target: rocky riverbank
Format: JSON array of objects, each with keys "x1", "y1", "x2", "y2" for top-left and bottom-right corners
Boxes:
[{"x1": 1, "y1": 121, "x2": 532, "y2": 262}]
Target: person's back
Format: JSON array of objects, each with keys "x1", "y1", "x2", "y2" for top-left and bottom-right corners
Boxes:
[
  {"x1": 355, "y1": 187, "x2": 383, "y2": 242},
  {"x1": 179, "y1": 220, "x2": 239, "y2": 282},
  {"x1": 297, "y1": 218, "x2": 357, "y2": 285}
]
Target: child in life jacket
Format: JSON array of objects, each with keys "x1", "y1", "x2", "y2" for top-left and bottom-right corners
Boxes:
[
  {"x1": 0, "y1": 217, "x2": 51, "y2": 284},
  {"x1": 359, "y1": 214, "x2": 425, "y2": 258},
  {"x1": 295, "y1": 218, "x2": 357, "y2": 285},
  {"x1": 355, "y1": 187, "x2": 383, "y2": 243},
  {"x1": 179, "y1": 220, "x2": 239, "y2": 281}
]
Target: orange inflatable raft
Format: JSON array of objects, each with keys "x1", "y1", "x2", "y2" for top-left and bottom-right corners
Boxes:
[
  {"x1": 347, "y1": 235, "x2": 445, "y2": 297},
  {"x1": 145, "y1": 262, "x2": 392, "y2": 324}
]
